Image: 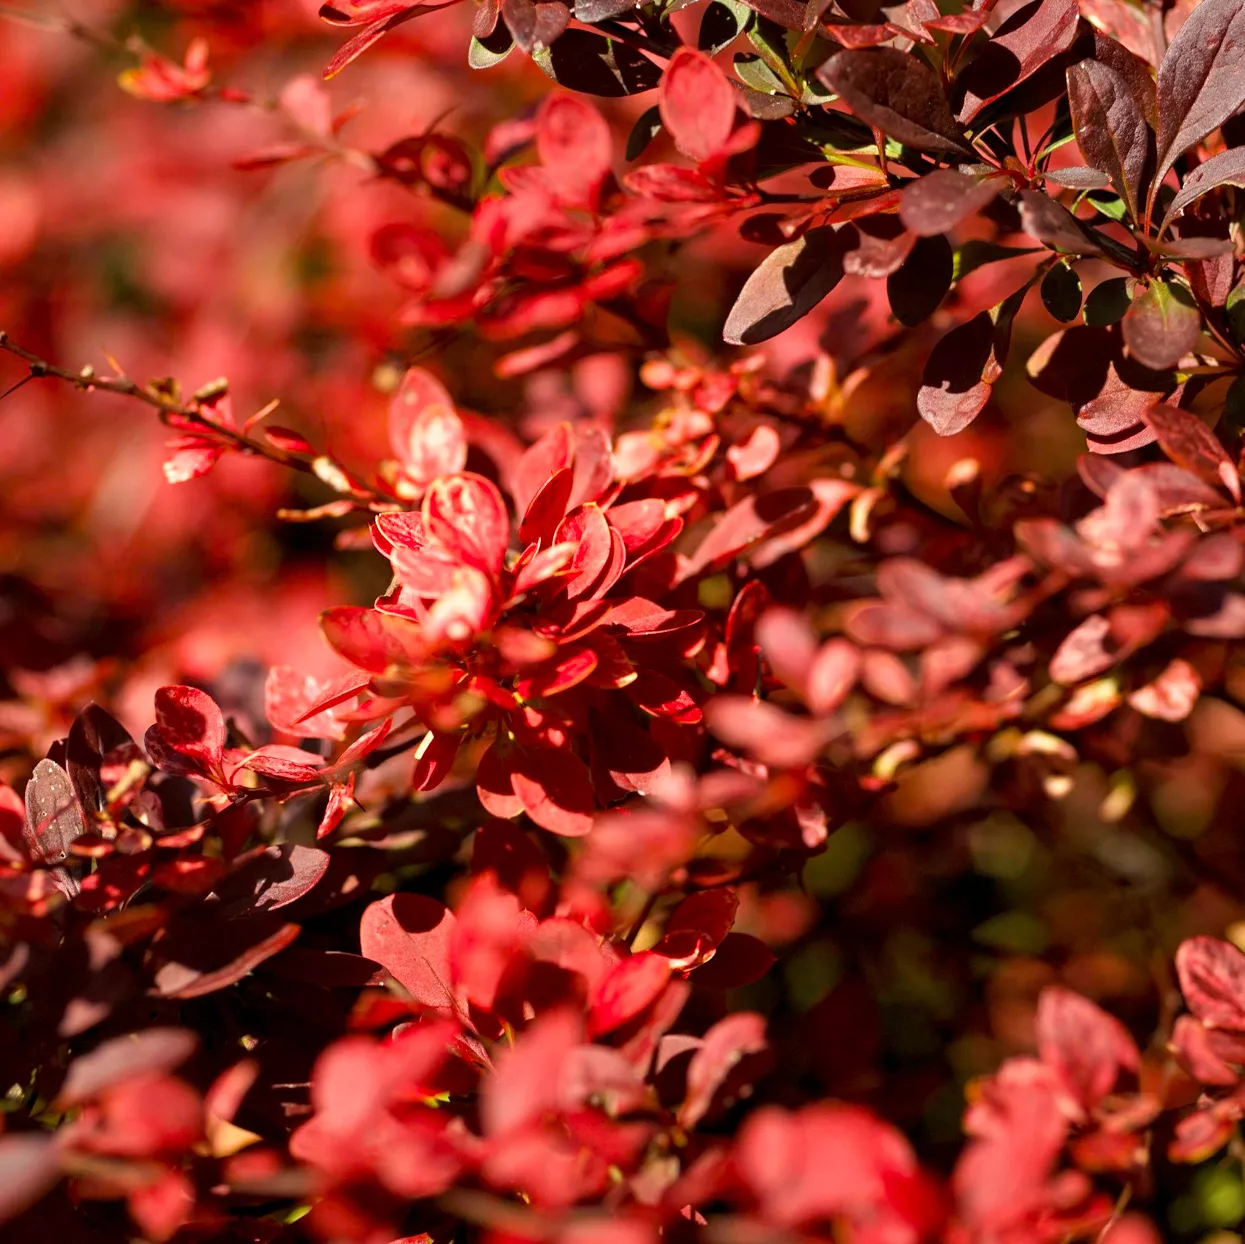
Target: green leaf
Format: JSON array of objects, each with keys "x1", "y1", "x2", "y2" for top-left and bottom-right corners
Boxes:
[
  {"x1": 1085, "y1": 190, "x2": 1129, "y2": 222},
  {"x1": 699, "y1": 0, "x2": 752, "y2": 54},
  {"x1": 468, "y1": 29, "x2": 514, "y2": 68},
  {"x1": 1083, "y1": 276, "x2": 1131, "y2": 327},
  {"x1": 952, "y1": 241, "x2": 1039, "y2": 282},
  {"x1": 1041, "y1": 262, "x2": 1082, "y2": 322},
  {"x1": 626, "y1": 105, "x2": 663, "y2": 161},
  {"x1": 734, "y1": 52, "x2": 789, "y2": 96}
]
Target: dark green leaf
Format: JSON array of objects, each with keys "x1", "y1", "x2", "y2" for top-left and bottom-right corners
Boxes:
[
  {"x1": 1226, "y1": 278, "x2": 1245, "y2": 346},
  {"x1": 735, "y1": 52, "x2": 790, "y2": 95},
  {"x1": 887, "y1": 234, "x2": 953, "y2": 326},
  {"x1": 1084, "y1": 277, "x2": 1132, "y2": 326},
  {"x1": 626, "y1": 106, "x2": 663, "y2": 160},
  {"x1": 1041, "y1": 262, "x2": 1082, "y2": 322},
  {"x1": 700, "y1": 0, "x2": 752, "y2": 54},
  {"x1": 531, "y1": 29, "x2": 663, "y2": 95}
]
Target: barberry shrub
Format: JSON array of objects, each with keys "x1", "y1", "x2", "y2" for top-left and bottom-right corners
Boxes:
[{"x1": 2, "y1": 0, "x2": 1245, "y2": 1238}]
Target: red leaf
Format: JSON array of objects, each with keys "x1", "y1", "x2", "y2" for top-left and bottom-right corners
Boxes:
[
  {"x1": 481, "y1": 1007, "x2": 581, "y2": 1136},
  {"x1": 510, "y1": 423, "x2": 573, "y2": 517},
  {"x1": 706, "y1": 696, "x2": 830, "y2": 767},
  {"x1": 321, "y1": 605, "x2": 421, "y2": 673},
  {"x1": 1141, "y1": 404, "x2": 1238, "y2": 500},
  {"x1": 688, "y1": 932, "x2": 777, "y2": 988},
  {"x1": 660, "y1": 48, "x2": 737, "y2": 164},
  {"x1": 681, "y1": 488, "x2": 818, "y2": 579},
  {"x1": 680, "y1": 1011, "x2": 768, "y2": 1127},
  {"x1": 146, "y1": 686, "x2": 227, "y2": 782},
  {"x1": 0, "y1": 1135, "x2": 61, "y2": 1223},
  {"x1": 519, "y1": 466, "x2": 575, "y2": 547},
  {"x1": 511, "y1": 747, "x2": 596, "y2": 836},
  {"x1": 588, "y1": 951, "x2": 673, "y2": 1037},
  {"x1": 557, "y1": 504, "x2": 615, "y2": 601},
  {"x1": 537, "y1": 93, "x2": 612, "y2": 207},
  {"x1": 1035, "y1": 986, "x2": 1139, "y2": 1112},
  {"x1": 423, "y1": 472, "x2": 511, "y2": 576},
  {"x1": 359, "y1": 893, "x2": 461, "y2": 1012},
  {"x1": 237, "y1": 745, "x2": 325, "y2": 785},
  {"x1": 412, "y1": 730, "x2": 462, "y2": 792},
  {"x1": 1176, "y1": 936, "x2": 1245, "y2": 1030},
  {"x1": 389, "y1": 367, "x2": 467, "y2": 485}
]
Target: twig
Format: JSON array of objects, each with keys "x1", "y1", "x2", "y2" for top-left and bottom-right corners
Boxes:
[{"x1": 0, "y1": 330, "x2": 328, "y2": 484}]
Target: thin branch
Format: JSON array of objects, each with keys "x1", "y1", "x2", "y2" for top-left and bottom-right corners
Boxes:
[{"x1": 0, "y1": 330, "x2": 364, "y2": 491}]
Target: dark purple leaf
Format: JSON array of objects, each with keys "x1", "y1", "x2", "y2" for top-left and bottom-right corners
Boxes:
[
  {"x1": 1152, "y1": 0, "x2": 1245, "y2": 207},
  {"x1": 66, "y1": 704, "x2": 137, "y2": 818},
  {"x1": 1044, "y1": 165, "x2": 1112, "y2": 189},
  {"x1": 1122, "y1": 280, "x2": 1202, "y2": 370},
  {"x1": 575, "y1": 0, "x2": 637, "y2": 18},
  {"x1": 216, "y1": 843, "x2": 332, "y2": 916},
  {"x1": 0, "y1": 1136, "x2": 60, "y2": 1223},
  {"x1": 23, "y1": 759, "x2": 85, "y2": 866},
  {"x1": 152, "y1": 916, "x2": 301, "y2": 1000},
  {"x1": 841, "y1": 216, "x2": 915, "y2": 277},
  {"x1": 1161, "y1": 147, "x2": 1245, "y2": 233},
  {"x1": 1067, "y1": 59, "x2": 1151, "y2": 220},
  {"x1": 818, "y1": 48, "x2": 974, "y2": 155},
  {"x1": 1040, "y1": 262, "x2": 1082, "y2": 321},
  {"x1": 724, "y1": 227, "x2": 847, "y2": 345},
  {"x1": 1091, "y1": 31, "x2": 1156, "y2": 126},
  {"x1": 502, "y1": 0, "x2": 569, "y2": 51},
  {"x1": 917, "y1": 280, "x2": 1030, "y2": 434},
  {"x1": 955, "y1": 0, "x2": 1082, "y2": 122},
  {"x1": 1141, "y1": 403, "x2": 1239, "y2": 500},
  {"x1": 56, "y1": 1028, "x2": 198, "y2": 1106},
  {"x1": 898, "y1": 169, "x2": 1001, "y2": 236},
  {"x1": 533, "y1": 29, "x2": 662, "y2": 96},
  {"x1": 1018, "y1": 190, "x2": 1105, "y2": 255}
]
